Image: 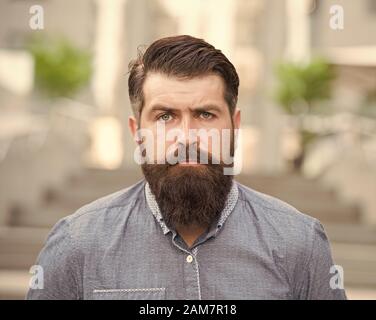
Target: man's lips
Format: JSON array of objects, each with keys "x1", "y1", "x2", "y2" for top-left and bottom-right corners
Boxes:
[{"x1": 178, "y1": 160, "x2": 201, "y2": 166}]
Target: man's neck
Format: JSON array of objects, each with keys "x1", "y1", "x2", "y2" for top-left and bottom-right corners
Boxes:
[{"x1": 175, "y1": 224, "x2": 208, "y2": 249}]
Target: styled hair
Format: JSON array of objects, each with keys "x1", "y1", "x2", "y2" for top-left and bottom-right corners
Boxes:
[{"x1": 128, "y1": 35, "x2": 239, "y2": 119}]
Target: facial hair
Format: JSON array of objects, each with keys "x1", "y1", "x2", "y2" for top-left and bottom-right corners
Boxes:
[{"x1": 142, "y1": 145, "x2": 234, "y2": 231}]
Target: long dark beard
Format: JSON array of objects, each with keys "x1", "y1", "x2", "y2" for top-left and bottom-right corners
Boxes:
[{"x1": 142, "y1": 158, "x2": 233, "y2": 231}]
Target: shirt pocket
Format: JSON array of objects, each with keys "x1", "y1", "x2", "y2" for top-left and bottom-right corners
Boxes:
[{"x1": 92, "y1": 287, "x2": 166, "y2": 300}]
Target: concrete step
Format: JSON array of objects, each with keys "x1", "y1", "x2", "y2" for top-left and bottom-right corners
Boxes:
[
  {"x1": 331, "y1": 242, "x2": 376, "y2": 288},
  {"x1": 68, "y1": 167, "x2": 143, "y2": 189},
  {"x1": 0, "y1": 270, "x2": 30, "y2": 299},
  {"x1": 325, "y1": 223, "x2": 376, "y2": 245},
  {"x1": 0, "y1": 226, "x2": 49, "y2": 269},
  {"x1": 236, "y1": 175, "x2": 360, "y2": 224},
  {"x1": 10, "y1": 202, "x2": 78, "y2": 229}
]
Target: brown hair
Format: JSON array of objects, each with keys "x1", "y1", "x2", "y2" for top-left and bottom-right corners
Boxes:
[{"x1": 128, "y1": 35, "x2": 239, "y2": 119}]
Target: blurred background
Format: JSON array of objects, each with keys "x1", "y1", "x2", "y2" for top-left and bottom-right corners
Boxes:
[{"x1": 0, "y1": 0, "x2": 375, "y2": 299}]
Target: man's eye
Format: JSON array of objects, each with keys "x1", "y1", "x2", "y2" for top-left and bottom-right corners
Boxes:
[
  {"x1": 157, "y1": 113, "x2": 173, "y2": 122},
  {"x1": 200, "y1": 111, "x2": 213, "y2": 119}
]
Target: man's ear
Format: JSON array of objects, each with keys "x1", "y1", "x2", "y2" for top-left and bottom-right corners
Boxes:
[
  {"x1": 233, "y1": 107, "x2": 241, "y2": 129},
  {"x1": 128, "y1": 115, "x2": 139, "y2": 141}
]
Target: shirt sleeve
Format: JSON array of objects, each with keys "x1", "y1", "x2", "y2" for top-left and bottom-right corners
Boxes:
[
  {"x1": 293, "y1": 219, "x2": 347, "y2": 300},
  {"x1": 25, "y1": 217, "x2": 82, "y2": 300}
]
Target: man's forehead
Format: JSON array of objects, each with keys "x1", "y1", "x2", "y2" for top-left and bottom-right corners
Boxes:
[{"x1": 142, "y1": 72, "x2": 227, "y2": 109}]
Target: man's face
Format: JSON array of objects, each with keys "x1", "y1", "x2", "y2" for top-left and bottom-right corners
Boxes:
[
  {"x1": 129, "y1": 72, "x2": 240, "y2": 231},
  {"x1": 130, "y1": 72, "x2": 240, "y2": 164}
]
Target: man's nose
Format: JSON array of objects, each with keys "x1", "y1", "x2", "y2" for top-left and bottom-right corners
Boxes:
[{"x1": 175, "y1": 116, "x2": 196, "y2": 146}]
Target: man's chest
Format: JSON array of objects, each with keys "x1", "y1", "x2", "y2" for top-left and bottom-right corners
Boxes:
[{"x1": 81, "y1": 238, "x2": 291, "y2": 300}]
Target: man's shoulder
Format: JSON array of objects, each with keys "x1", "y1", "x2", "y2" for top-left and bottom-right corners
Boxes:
[
  {"x1": 234, "y1": 180, "x2": 322, "y2": 242},
  {"x1": 63, "y1": 178, "x2": 146, "y2": 227},
  {"x1": 234, "y1": 181, "x2": 344, "y2": 300}
]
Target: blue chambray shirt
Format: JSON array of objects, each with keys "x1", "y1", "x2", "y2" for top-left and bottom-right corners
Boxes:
[{"x1": 26, "y1": 179, "x2": 347, "y2": 300}]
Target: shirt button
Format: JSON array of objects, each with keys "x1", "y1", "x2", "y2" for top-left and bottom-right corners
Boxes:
[{"x1": 186, "y1": 255, "x2": 193, "y2": 263}]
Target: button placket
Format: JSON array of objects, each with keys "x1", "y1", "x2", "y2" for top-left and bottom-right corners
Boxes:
[{"x1": 170, "y1": 237, "x2": 201, "y2": 300}]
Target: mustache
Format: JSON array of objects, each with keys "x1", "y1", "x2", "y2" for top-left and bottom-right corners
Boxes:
[{"x1": 164, "y1": 144, "x2": 221, "y2": 165}]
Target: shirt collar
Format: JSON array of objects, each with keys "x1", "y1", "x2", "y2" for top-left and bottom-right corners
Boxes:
[{"x1": 144, "y1": 180, "x2": 239, "y2": 236}]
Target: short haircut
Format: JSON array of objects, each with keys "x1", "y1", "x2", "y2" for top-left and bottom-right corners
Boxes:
[{"x1": 128, "y1": 35, "x2": 239, "y2": 119}]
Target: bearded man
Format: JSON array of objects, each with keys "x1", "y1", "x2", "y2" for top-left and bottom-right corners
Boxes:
[{"x1": 27, "y1": 35, "x2": 346, "y2": 300}]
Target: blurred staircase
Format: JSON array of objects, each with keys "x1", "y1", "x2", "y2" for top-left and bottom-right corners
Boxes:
[{"x1": 1, "y1": 168, "x2": 375, "y2": 298}]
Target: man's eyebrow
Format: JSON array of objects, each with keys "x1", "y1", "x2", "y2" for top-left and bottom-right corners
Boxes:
[
  {"x1": 193, "y1": 105, "x2": 222, "y2": 113},
  {"x1": 148, "y1": 104, "x2": 223, "y2": 113},
  {"x1": 149, "y1": 105, "x2": 177, "y2": 113}
]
